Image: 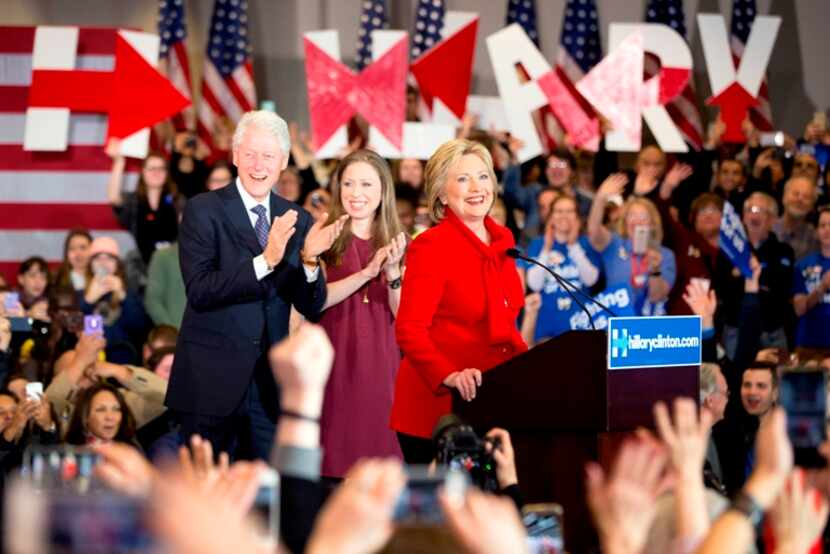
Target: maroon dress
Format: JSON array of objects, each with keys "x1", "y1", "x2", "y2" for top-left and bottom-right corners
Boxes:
[{"x1": 319, "y1": 236, "x2": 403, "y2": 477}]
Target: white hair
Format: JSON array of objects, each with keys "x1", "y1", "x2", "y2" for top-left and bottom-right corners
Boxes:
[
  {"x1": 699, "y1": 362, "x2": 721, "y2": 404},
  {"x1": 232, "y1": 110, "x2": 291, "y2": 154}
]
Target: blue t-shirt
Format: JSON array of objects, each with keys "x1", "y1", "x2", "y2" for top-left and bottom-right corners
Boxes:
[
  {"x1": 519, "y1": 236, "x2": 602, "y2": 341},
  {"x1": 793, "y1": 252, "x2": 830, "y2": 348},
  {"x1": 599, "y1": 233, "x2": 677, "y2": 315}
]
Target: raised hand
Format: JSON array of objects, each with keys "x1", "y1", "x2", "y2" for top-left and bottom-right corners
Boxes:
[
  {"x1": 93, "y1": 442, "x2": 157, "y2": 497},
  {"x1": 178, "y1": 434, "x2": 230, "y2": 493},
  {"x1": 769, "y1": 469, "x2": 829, "y2": 554},
  {"x1": 306, "y1": 459, "x2": 405, "y2": 554},
  {"x1": 264, "y1": 209, "x2": 298, "y2": 268},
  {"x1": 682, "y1": 280, "x2": 717, "y2": 329},
  {"x1": 745, "y1": 408, "x2": 793, "y2": 509},
  {"x1": 269, "y1": 323, "x2": 334, "y2": 418},
  {"x1": 597, "y1": 173, "x2": 629, "y2": 200},
  {"x1": 663, "y1": 163, "x2": 694, "y2": 191},
  {"x1": 303, "y1": 212, "x2": 349, "y2": 259},
  {"x1": 654, "y1": 398, "x2": 713, "y2": 480},
  {"x1": 443, "y1": 368, "x2": 482, "y2": 401},
  {"x1": 0, "y1": 317, "x2": 11, "y2": 352},
  {"x1": 585, "y1": 439, "x2": 668, "y2": 554},
  {"x1": 441, "y1": 489, "x2": 528, "y2": 554}
]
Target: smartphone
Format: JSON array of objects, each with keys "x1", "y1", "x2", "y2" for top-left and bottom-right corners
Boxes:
[
  {"x1": 522, "y1": 503, "x2": 565, "y2": 550},
  {"x1": 25, "y1": 382, "x2": 43, "y2": 401},
  {"x1": 632, "y1": 225, "x2": 650, "y2": 255},
  {"x1": 779, "y1": 368, "x2": 827, "y2": 468},
  {"x1": 250, "y1": 467, "x2": 280, "y2": 547},
  {"x1": 94, "y1": 266, "x2": 111, "y2": 279},
  {"x1": 8, "y1": 317, "x2": 32, "y2": 333},
  {"x1": 689, "y1": 277, "x2": 711, "y2": 294},
  {"x1": 310, "y1": 192, "x2": 323, "y2": 209},
  {"x1": 3, "y1": 292, "x2": 19, "y2": 311},
  {"x1": 83, "y1": 315, "x2": 104, "y2": 336},
  {"x1": 393, "y1": 466, "x2": 468, "y2": 525},
  {"x1": 4, "y1": 477, "x2": 158, "y2": 554},
  {"x1": 759, "y1": 131, "x2": 785, "y2": 147}
]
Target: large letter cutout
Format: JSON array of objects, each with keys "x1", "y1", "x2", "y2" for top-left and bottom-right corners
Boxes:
[{"x1": 697, "y1": 14, "x2": 780, "y2": 143}]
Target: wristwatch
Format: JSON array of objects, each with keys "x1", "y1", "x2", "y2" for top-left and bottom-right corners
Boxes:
[
  {"x1": 388, "y1": 276, "x2": 402, "y2": 289},
  {"x1": 729, "y1": 490, "x2": 765, "y2": 527}
]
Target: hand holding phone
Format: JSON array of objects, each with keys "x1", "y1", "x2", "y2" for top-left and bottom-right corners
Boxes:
[
  {"x1": 25, "y1": 382, "x2": 43, "y2": 401},
  {"x1": 632, "y1": 225, "x2": 650, "y2": 256},
  {"x1": 83, "y1": 315, "x2": 104, "y2": 336},
  {"x1": 780, "y1": 368, "x2": 827, "y2": 468}
]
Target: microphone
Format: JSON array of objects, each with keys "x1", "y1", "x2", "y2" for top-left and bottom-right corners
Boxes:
[{"x1": 506, "y1": 247, "x2": 617, "y2": 331}]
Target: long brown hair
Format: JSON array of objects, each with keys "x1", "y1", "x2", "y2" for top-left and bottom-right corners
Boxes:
[
  {"x1": 136, "y1": 152, "x2": 177, "y2": 201},
  {"x1": 53, "y1": 228, "x2": 92, "y2": 290},
  {"x1": 322, "y1": 150, "x2": 403, "y2": 267},
  {"x1": 65, "y1": 383, "x2": 136, "y2": 446}
]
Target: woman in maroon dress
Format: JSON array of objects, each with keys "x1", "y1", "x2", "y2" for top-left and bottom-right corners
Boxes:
[{"x1": 319, "y1": 149, "x2": 408, "y2": 478}]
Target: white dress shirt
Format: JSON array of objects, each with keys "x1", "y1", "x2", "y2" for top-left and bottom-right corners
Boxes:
[{"x1": 235, "y1": 178, "x2": 318, "y2": 282}]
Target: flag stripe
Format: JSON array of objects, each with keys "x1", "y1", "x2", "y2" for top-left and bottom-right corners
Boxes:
[
  {"x1": 0, "y1": 230, "x2": 134, "y2": 262},
  {"x1": 0, "y1": 203, "x2": 121, "y2": 230},
  {"x1": 0, "y1": 144, "x2": 115, "y2": 171},
  {"x1": 0, "y1": 86, "x2": 29, "y2": 112},
  {"x1": 0, "y1": 54, "x2": 114, "y2": 87},
  {"x1": 0, "y1": 113, "x2": 107, "y2": 145},
  {"x1": 0, "y1": 171, "x2": 137, "y2": 203}
]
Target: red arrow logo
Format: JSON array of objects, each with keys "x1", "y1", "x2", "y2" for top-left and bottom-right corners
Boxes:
[
  {"x1": 28, "y1": 33, "x2": 190, "y2": 142},
  {"x1": 706, "y1": 82, "x2": 759, "y2": 144}
]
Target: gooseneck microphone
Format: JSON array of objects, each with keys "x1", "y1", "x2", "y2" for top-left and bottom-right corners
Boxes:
[{"x1": 506, "y1": 247, "x2": 617, "y2": 331}]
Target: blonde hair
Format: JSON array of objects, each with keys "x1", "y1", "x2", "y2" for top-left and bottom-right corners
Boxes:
[
  {"x1": 699, "y1": 362, "x2": 721, "y2": 403},
  {"x1": 618, "y1": 197, "x2": 664, "y2": 244},
  {"x1": 424, "y1": 139, "x2": 497, "y2": 223},
  {"x1": 322, "y1": 150, "x2": 403, "y2": 267}
]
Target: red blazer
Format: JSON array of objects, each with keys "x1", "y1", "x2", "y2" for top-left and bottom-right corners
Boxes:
[{"x1": 391, "y1": 210, "x2": 528, "y2": 438}]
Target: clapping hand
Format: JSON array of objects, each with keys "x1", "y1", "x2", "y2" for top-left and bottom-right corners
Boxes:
[
  {"x1": 264, "y1": 209, "x2": 298, "y2": 268},
  {"x1": 769, "y1": 469, "x2": 829, "y2": 554},
  {"x1": 441, "y1": 489, "x2": 528, "y2": 554},
  {"x1": 303, "y1": 212, "x2": 349, "y2": 260},
  {"x1": 383, "y1": 232, "x2": 407, "y2": 280},
  {"x1": 360, "y1": 247, "x2": 388, "y2": 280}
]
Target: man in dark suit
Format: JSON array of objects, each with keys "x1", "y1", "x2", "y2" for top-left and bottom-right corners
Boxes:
[{"x1": 166, "y1": 110, "x2": 346, "y2": 460}]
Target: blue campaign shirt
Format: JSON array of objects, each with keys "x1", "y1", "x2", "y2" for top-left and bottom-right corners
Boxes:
[
  {"x1": 599, "y1": 233, "x2": 677, "y2": 315},
  {"x1": 519, "y1": 236, "x2": 602, "y2": 341},
  {"x1": 793, "y1": 252, "x2": 830, "y2": 348}
]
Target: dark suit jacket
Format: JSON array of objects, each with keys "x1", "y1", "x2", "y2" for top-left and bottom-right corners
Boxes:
[{"x1": 166, "y1": 184, "x2": 326, "y2": 417}]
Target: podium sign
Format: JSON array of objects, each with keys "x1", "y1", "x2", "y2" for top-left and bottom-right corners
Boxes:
[{"x1": 607, "y1": 316, "x2": 702, "y2": 370}]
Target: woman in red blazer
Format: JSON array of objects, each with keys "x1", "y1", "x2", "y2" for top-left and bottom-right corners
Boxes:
[{"x1": 391, "y1": 138, "x2": 528, "y2": 463}]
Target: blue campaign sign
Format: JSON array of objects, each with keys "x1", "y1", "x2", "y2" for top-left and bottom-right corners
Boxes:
[
  {"x1": 569, "y1": 284, "x2": 637, "y2": 330},
  {"x1": 719, "y1": 201, "x2": 753, "y2": 278},
  {"x1": 607, "y1": 316, "x2": 702, "y2": 370}
]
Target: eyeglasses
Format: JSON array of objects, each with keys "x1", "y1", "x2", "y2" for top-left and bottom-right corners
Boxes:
[
  {"x1": 745, "y1": 204, "x2": 772, "y2": 215},
  {"x1": 794, "y1": 161, "x2": 818, "y2": 169},
  {"x1": 697, "y1": 206, "x2": 722, "y2": 216},
  {"x1": 144, "y1": 165, "x2": 167, "y2": 172},
  {"x1": 547, "y1": 161, "x2": 569, "y2": 170}
]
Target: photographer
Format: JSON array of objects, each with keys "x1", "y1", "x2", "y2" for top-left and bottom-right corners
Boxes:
[{"x1": 484, "y1": 428, "x2": 524, "y2": 511}]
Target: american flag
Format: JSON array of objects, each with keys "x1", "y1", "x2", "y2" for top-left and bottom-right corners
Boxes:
[
  {"x1": 158, "y1": 0, "x2": 193, "y2": 131},
  {"x1": 196, "y1": 0, "x2": 256, "y2": 158},
  {"x1": 0, "y1": 27, "x2": 137, "y2": 285},
  {"x1": 355, "y1": 0, "x2": 389, "y2": 70},
  {"x1": 730, "y1": 0, "x2": 773, "y2": 131},
  {"x1": 506, "y1": 0, "x2": 559, "y2": 151},
  {"x1": 410, "y1": 0, "x2": 445, "y2": 59},
  {"x1": 644, "y1": 0, "x2": 704, "y2": 150},
  {"x1": 556, "y1": 0, "x2": 601, "y2": 121}
]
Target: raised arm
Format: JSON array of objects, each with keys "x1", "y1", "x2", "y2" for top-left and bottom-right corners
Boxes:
[
  {"x1": 588, "y1": 173, "x2": 628, "y2": 252},
  {"x1": 106, "y1": 139, "x2": 126, "y2": 207}
]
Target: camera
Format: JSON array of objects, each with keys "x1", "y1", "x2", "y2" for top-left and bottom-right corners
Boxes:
[{"x1": 432, "y1": 415, "x2": 499, "y2": 492}]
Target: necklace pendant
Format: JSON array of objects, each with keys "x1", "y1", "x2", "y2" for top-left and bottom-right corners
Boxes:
[{"x1": 363, "y1": 292, "x2": 369, "y2": 304}]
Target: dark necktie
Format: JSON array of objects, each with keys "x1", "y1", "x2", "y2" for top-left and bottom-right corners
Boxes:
[{"x1": 251, "y1": 205, "x2": 269, "y2": 249}]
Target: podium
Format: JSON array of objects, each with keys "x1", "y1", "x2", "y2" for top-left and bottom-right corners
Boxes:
[{"x1": 453, "y1": 330, "x2": 698, "y2": 553}]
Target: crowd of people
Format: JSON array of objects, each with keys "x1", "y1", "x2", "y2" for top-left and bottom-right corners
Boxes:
[{"x1": 0, "y1": 100, "x2": 829, "y2": 552}]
